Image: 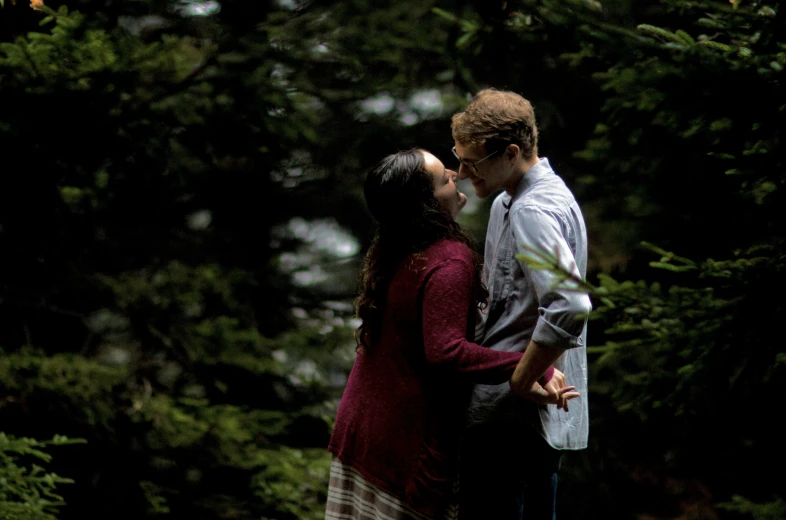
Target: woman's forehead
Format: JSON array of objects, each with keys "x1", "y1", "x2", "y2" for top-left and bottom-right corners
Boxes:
[{"x1": 421, "y1": 150, "x2": 444, "y2": 174}]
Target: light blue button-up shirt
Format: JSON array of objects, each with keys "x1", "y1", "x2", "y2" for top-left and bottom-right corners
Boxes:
[{"x1": 466, "y1": 157, "x2": 591, "y2": 450}]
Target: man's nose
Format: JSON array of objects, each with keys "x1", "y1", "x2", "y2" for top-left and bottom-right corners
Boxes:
[{"x1": 457, "y1": 164, "x2": 471, "y2": 180}]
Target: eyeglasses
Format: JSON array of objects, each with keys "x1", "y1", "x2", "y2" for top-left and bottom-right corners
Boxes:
[{"x1": 451, "y1": 146, "x2": 499, "y2": 174}]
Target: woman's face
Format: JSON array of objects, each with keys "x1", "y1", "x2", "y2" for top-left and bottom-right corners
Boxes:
[{"x1": 422, "y1": 151, "x2": 467, "y2": 220}]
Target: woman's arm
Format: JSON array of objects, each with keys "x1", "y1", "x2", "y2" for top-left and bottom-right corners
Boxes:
[{"x1": 421, "y1": 258, "x2": 523, "y2": 384}]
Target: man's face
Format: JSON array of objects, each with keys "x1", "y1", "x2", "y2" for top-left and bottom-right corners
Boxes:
[{"x1": 453, "y1": 141, "x2": 508, "y2": 199}]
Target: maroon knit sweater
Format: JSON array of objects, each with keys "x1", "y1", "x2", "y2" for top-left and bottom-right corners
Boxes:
[{"x1": 328, "y1": 239, "x2": 527, "y2": 517}]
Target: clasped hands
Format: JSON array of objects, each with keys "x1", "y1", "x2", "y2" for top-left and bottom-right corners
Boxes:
[{"x1": 511, "y1": 368, "x2": 579, "y2": 412}]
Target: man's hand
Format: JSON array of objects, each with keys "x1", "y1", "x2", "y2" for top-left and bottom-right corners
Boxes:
[{"x1": 543, "y1": 368, "x2": 574, "y2": 412}]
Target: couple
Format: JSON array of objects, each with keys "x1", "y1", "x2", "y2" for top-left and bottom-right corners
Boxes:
[{"x1": 326, "y1": 89, "x2": 591, "y2": 520}]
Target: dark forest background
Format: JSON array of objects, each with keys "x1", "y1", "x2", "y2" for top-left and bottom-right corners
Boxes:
[{"x1": 0, "y1": 0, "x2": 783, "y2": 518}]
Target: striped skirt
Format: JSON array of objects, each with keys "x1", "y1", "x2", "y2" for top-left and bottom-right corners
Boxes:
[{"x1": 325, "y1": 456, "x2": 459, "y2": 520}]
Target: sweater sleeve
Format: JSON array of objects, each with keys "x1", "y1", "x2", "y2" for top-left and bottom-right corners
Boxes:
[{"x1": 421, "y1": 258, "x2": 522, "y2": 384}]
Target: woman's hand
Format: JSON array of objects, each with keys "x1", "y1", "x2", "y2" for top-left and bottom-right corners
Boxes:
[
  {"x1": 510, "y1": 368, "x2": 579, "y2": 411},
  {"x1": 543, "y1": 369, "x2": 576, "y2": 412}
]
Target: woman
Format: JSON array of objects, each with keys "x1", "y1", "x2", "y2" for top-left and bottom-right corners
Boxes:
[{"x1": 326, "y1": 149, "x2": 575, "y2": 519}]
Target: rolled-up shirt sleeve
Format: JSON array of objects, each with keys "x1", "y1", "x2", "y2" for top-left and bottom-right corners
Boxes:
[{"x1": 510, "y1": 206, "x2": 592, "y2": 350}]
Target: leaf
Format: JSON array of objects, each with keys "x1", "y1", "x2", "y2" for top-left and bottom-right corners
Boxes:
[
  {"x1": 637, "y1": 24, "x2": 684, "y2": 44},
  {"x1": 600, "y1": 297, "x2": 616, "y2": 309},
  {"x1": 456, "y1": 32, "x2": 475, "y2": 49},
  {"x1": 649, "y1": 262, "x2": 696, "y2": 272},
  {"x1": 697, "y1": 17, "x2": 725, "y2": 29},
  {"x1": 675, "y1": 30, "x2": 695, "y2": 46},
  {"x1": 431, "y1": 7, "x2": 458, "y2": 23},
  {"x1": 697, "y1": 40, "x2": 733, "y2": 52}
]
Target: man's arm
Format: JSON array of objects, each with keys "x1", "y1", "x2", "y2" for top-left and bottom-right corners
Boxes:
[
  {"x1": 507, "y1": 205, "x2": 591, "y2": 407},
  {"x1": 509, "y1": 340, "x2": 576, "y2": 410}
]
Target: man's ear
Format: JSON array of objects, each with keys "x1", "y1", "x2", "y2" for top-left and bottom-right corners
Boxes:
[{"x1": 506, "y1": 143, "x2": 521, "y2": 163}]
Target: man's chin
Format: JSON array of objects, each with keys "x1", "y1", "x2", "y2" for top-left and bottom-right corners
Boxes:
[{"x1": 473, "y1": 185, "x2": 491, "y2": 199}]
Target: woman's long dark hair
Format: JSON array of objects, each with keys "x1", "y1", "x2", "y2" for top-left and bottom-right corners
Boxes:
[{"x1": 355, "y1": 148, "x2": 488, "y2": 351}]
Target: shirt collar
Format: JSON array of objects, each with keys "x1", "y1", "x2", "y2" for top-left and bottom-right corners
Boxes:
[{"x1": 501, "y1": 157, "x2": 553, "y2": 209}]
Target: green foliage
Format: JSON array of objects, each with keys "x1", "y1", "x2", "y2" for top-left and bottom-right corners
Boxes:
[
  {"x1": 497, "y1": 0, "x2": 786, "y2": 516},
  {"x1": 0, "y1": 1, "x2": 388, "y2": 519},
  {"x1": 1, "y1": 6, "x2": 121, "y2": 86},
  {"x1": 0, "y1": 352, "x2": 126, "y2": 425},
  {"x1": 0, "y1": 434, "x2": 84, "y2": 520},
  {"x1": 2, "y1": 0, "x2": 784, "y2": 518},
  {"x1": 251, "y1": 448, "x2": 332, "y2": 520},
  {"x1": 719, "y1": 496, "x2": 786, "y2": 520}
]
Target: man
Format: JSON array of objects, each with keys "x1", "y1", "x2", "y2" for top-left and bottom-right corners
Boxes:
[{"x1": 451, "y1": 89, "x2": 592, "y2": 520}]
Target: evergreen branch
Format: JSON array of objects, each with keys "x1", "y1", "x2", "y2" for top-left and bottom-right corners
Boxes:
[
  {"x1": 135, "y1": 53, "x2": 219, "y2": 108},
  {"x1": 515, "y1": 244, "x2": 597, "y2": 294},
  {"x1": 675, "y1": 30, "x2": 695, "y2": 46},
  {"x1": 697, "y1": 40, "x2": 733, "y2": 52},
  {"x1": 637, "y1": 24, "x2": 686, "y2": 45}
]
